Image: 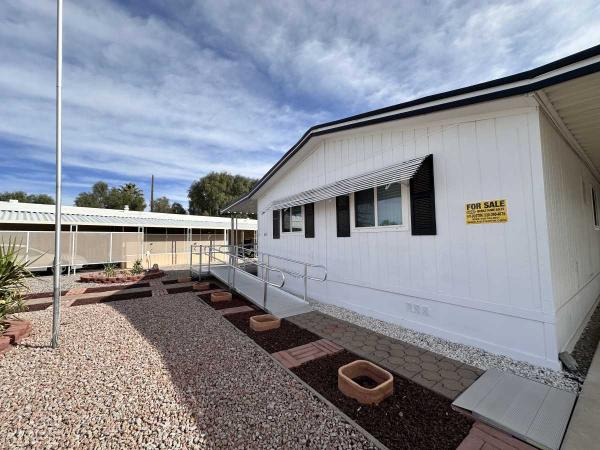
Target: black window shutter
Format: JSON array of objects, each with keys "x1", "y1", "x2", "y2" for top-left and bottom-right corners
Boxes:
[
  {"x1": 410, "y1": 154, "x2": 436, "y2": 235},
  {"x1": 336, "y1": 195, "x2": 351, "y2": 237},
  {"x1": 305, "y1": 203, "x2": 315, "y2": 238},
  {"x1": 272, "y1": 210, "x2": 280, "y2": 239}
]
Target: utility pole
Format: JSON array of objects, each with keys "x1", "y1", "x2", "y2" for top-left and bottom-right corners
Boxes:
[
  {"x1": 150, "y1": 174, "x2": 154, "y2": 212},
  {"x1": 51, "y1": 0, "x2": 63, "y2": 349}
]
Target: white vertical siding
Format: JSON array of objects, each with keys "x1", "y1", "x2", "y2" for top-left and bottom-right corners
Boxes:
[
  {"x1": 540, "y1": 112, "x2": 600, "y2": 351},
  {"x1": 256, "y1": 100, "x2": 559, "y2": 368}
]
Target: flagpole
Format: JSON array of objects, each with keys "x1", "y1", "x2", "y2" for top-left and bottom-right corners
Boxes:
[{"x1": 51, "y1": 0, "x2": 63, "y2": 348}]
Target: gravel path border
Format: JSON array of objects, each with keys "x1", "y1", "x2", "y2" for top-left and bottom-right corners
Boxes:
[{"x1": 311, "y1": 301, "x2": 580, "y2": 392}]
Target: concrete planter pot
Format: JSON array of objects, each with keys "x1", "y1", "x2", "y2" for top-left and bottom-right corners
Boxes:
[
  {"x1": 338, "y1": 360, "x2": 394, "y2": 405},
  {"x1": 211, "y1": 292, "x2": 232, "y2": 303},
  {"x1": 249, "y1": 314, "x2": 281, "y2": 332},
  {"x1": 193, "y1": 282, "x2": 211, "y2": 291}
]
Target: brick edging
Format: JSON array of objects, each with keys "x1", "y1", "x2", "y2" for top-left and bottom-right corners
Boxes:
[{"x1": 1, "y1": 320, "x2": 32, "y2": 356}]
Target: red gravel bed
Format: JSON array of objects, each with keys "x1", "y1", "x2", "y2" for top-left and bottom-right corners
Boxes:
[
  {"x1": 292, "y1": 351, "x2": 473, "y2": 450},
  {"x1": 225, "y1": 310, "x2": 321, "y2": 353},
  {"x1": 198, "y1": 292, "x2": 255, "y2": 310},
  {"x1": 81, "y1": 283, "x2": 151, "y2": 293},
  {"x1": 166, "y1": 286, "x2": 195, "y2": 294},
  {"x1": 24, "y1": 290, "x2": 69, "y2": 300},
  {"x1": 71, "y1": 290, "x2": 153, "y2": 307},
  {"x1": 26, "y1": 302, "x2": 53, "y2": 312}
]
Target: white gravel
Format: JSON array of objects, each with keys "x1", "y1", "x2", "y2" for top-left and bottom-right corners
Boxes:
[
  {"x1": 0, "y1": 293, "x2": 374, "y2": 449},
  {"x1": 311, "y1": 301, "x2": 581, "y2": 392}
]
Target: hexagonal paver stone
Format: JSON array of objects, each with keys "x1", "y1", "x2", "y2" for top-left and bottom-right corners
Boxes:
[
  {"x1": 411, "y1": 374, "x2": 437, "y2": 388},
  {"x1": 420, "y1": 362, "x2": 440, "y2": 372},
  {"x1": 438, "y1": 359, "x2": 461, "y2": 371},
  {"x1": 457, "y1": 367, "x2": 481, "y2": 380},
  {"x1": 386, "y1": 356, "x2": 405, "y2": 365},
  {"x1": 404, "y1": 346, "x2": 423, "y2": 357},
  {"x1": 360, "y1": 345, "x2": 376, "y2": 354},
  {"x1": 375, "y1": 343, "x2": 391, "y2": 351},
  {"x1": 372, "y1": 350, "x2": 390, "y2": 360},
  {"x1": 421, "y1": 370, "x2": 442, "y2": 382},
  {"x1": 420, "y1": 352, "x2": 440, "y2": 363},
  {"x1": 389, "y1": 346, "x2": 406, "y2": 356},
  {"x1": 439, "y1": 379, "x2": 462, "y2": 391},
  {"x1": 440, "y1": 369, "x2": 461, "y2": 381},
  {"x1": 404, "y1": 355, "x2": 421, "y2": 364},
  {"x1": 404, "y1": 362, "x2": 421, "y2": 373}
]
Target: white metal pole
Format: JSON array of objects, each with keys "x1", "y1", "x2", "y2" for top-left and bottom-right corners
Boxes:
[{"x1": 51, "y1": 0, "x2": 63, "y2": 349}]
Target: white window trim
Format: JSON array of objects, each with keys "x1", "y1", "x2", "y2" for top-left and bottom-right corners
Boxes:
[
  {"x1": 350, "y1": 183, "x2": 410, "y2": 233},
  {"x1": 281, "y1": 205, "x2": 304, "y2": 234}
]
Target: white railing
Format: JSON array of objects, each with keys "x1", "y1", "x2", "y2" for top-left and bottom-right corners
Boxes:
[{"x1": 190, "y1": 243, "x2": 327, "y2": 311}]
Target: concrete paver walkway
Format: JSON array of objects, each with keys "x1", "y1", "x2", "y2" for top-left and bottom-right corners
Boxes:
[{"x1": 288, "y1": 311, "x2": 482, "y2": 399}]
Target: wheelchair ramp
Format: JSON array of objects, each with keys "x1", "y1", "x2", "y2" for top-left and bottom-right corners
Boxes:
[
  {"x1": 452, "y1": 369, "x2": 577, "y2": 450},
  {"x1": 208, "y1": 265, "x2": 312, "y2": 318}
]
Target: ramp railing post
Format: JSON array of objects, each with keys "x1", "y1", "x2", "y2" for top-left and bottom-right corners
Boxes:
[
  {"x1": 263, "y1": 276, "x2": 268, "y2": 310},
  {"x1": 198, "y1": 245, "x2": 203, "y2": 281},
  {"x1": 303, "y1": 263, "x2": 308, "y2": 303},
  {"x1": 231, "y1": 250, "x2": 236, "y2": 291},
  {"x1": 208, "y1": 244, "x2": 212, "y2": 275}
]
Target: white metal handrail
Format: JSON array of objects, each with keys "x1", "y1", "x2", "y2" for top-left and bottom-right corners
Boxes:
[
  {"x1": 189, "y1": 243, "x2": 286, "y2": 311},
  {"x1": 190, "y1": 243, "x2": 327, "y2": 305}
]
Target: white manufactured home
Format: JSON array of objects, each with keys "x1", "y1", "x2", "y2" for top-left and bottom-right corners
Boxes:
[{"x1": 224, "y1": 46, "x2": 600, "y2": 370}]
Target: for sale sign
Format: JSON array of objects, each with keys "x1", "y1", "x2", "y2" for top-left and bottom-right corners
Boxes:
[{"x1": 465, "y1": 199, "x2": 508, "y2": 224}]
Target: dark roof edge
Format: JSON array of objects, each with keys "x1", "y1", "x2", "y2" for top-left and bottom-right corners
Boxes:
[{"x1": 223, "y1": 44, "x2": 600, "y2": 212}]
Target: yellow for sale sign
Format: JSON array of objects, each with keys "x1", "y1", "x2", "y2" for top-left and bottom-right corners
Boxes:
[{"x1": 465, "y1": 199, "x2": 508, "y2": 224}]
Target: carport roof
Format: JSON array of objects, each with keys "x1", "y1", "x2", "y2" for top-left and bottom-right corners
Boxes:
[{"x1": 0, "y1": 202, "x2": 257, "y2": 230}]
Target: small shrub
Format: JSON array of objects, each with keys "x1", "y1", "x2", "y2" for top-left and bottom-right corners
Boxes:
[
  {"x1": 103, "y1": 263, "x2": 117, "y2": 277},
  {"x1": 0, "y1": 239, "x2": 32, "y2": 323},
  {"x1": 130, "y1": 259, "x2": 144, "y2": 275}
]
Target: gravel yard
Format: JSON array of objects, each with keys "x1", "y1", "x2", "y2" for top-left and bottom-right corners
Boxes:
[
  {"x1": 0, "y1": 292, "x2": 375, "y2": 449},
  {"x1": 312, "y1": 302, "x2": 581, "y2": 392}
]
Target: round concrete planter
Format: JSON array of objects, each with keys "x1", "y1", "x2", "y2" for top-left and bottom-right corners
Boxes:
[
  {"x1": 193, "y1": 282, "x2": 211, "y2": 291},
  {"x1": 249, "y1": 314, "x2": 281, "y2": 332},
  {"x1": 338, "y1": 360, "x2": 394, "y2": 405},
  {"x1": 211, "y1": 292, "x2": 232, "y2": 303}
]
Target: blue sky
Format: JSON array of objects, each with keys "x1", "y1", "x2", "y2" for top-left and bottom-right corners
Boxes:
[{"x1": 1, "y1": 0, "x2": 599, "y2": 207}]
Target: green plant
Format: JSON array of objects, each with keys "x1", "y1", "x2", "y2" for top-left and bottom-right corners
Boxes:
[
  {"x1": 0, "y1": 239, "x2": 33, "y2": 324},
  {"x1": 130, "y1": 259, "x2": 144, "y2": 275},
  {"x1": 103, "y1": 263, "x2": 117, "y2": 277}
]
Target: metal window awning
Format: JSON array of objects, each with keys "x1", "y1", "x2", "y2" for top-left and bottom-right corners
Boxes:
[{"x1": 269, "y1": 155, "x2": 430, "y2": 210}]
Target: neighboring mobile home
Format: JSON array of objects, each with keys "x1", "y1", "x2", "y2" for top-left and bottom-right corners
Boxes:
[
  {"x1": 224, "y1": 45, "x2": 600, "y2": 369},
  {"x1": 0, "y1": 201, "x2": 256, "y2": 271}
]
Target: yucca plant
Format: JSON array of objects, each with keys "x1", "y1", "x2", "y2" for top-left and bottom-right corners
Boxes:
[{"x1": 0, "y1": 239, "x2": 33, "y2": 328}]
